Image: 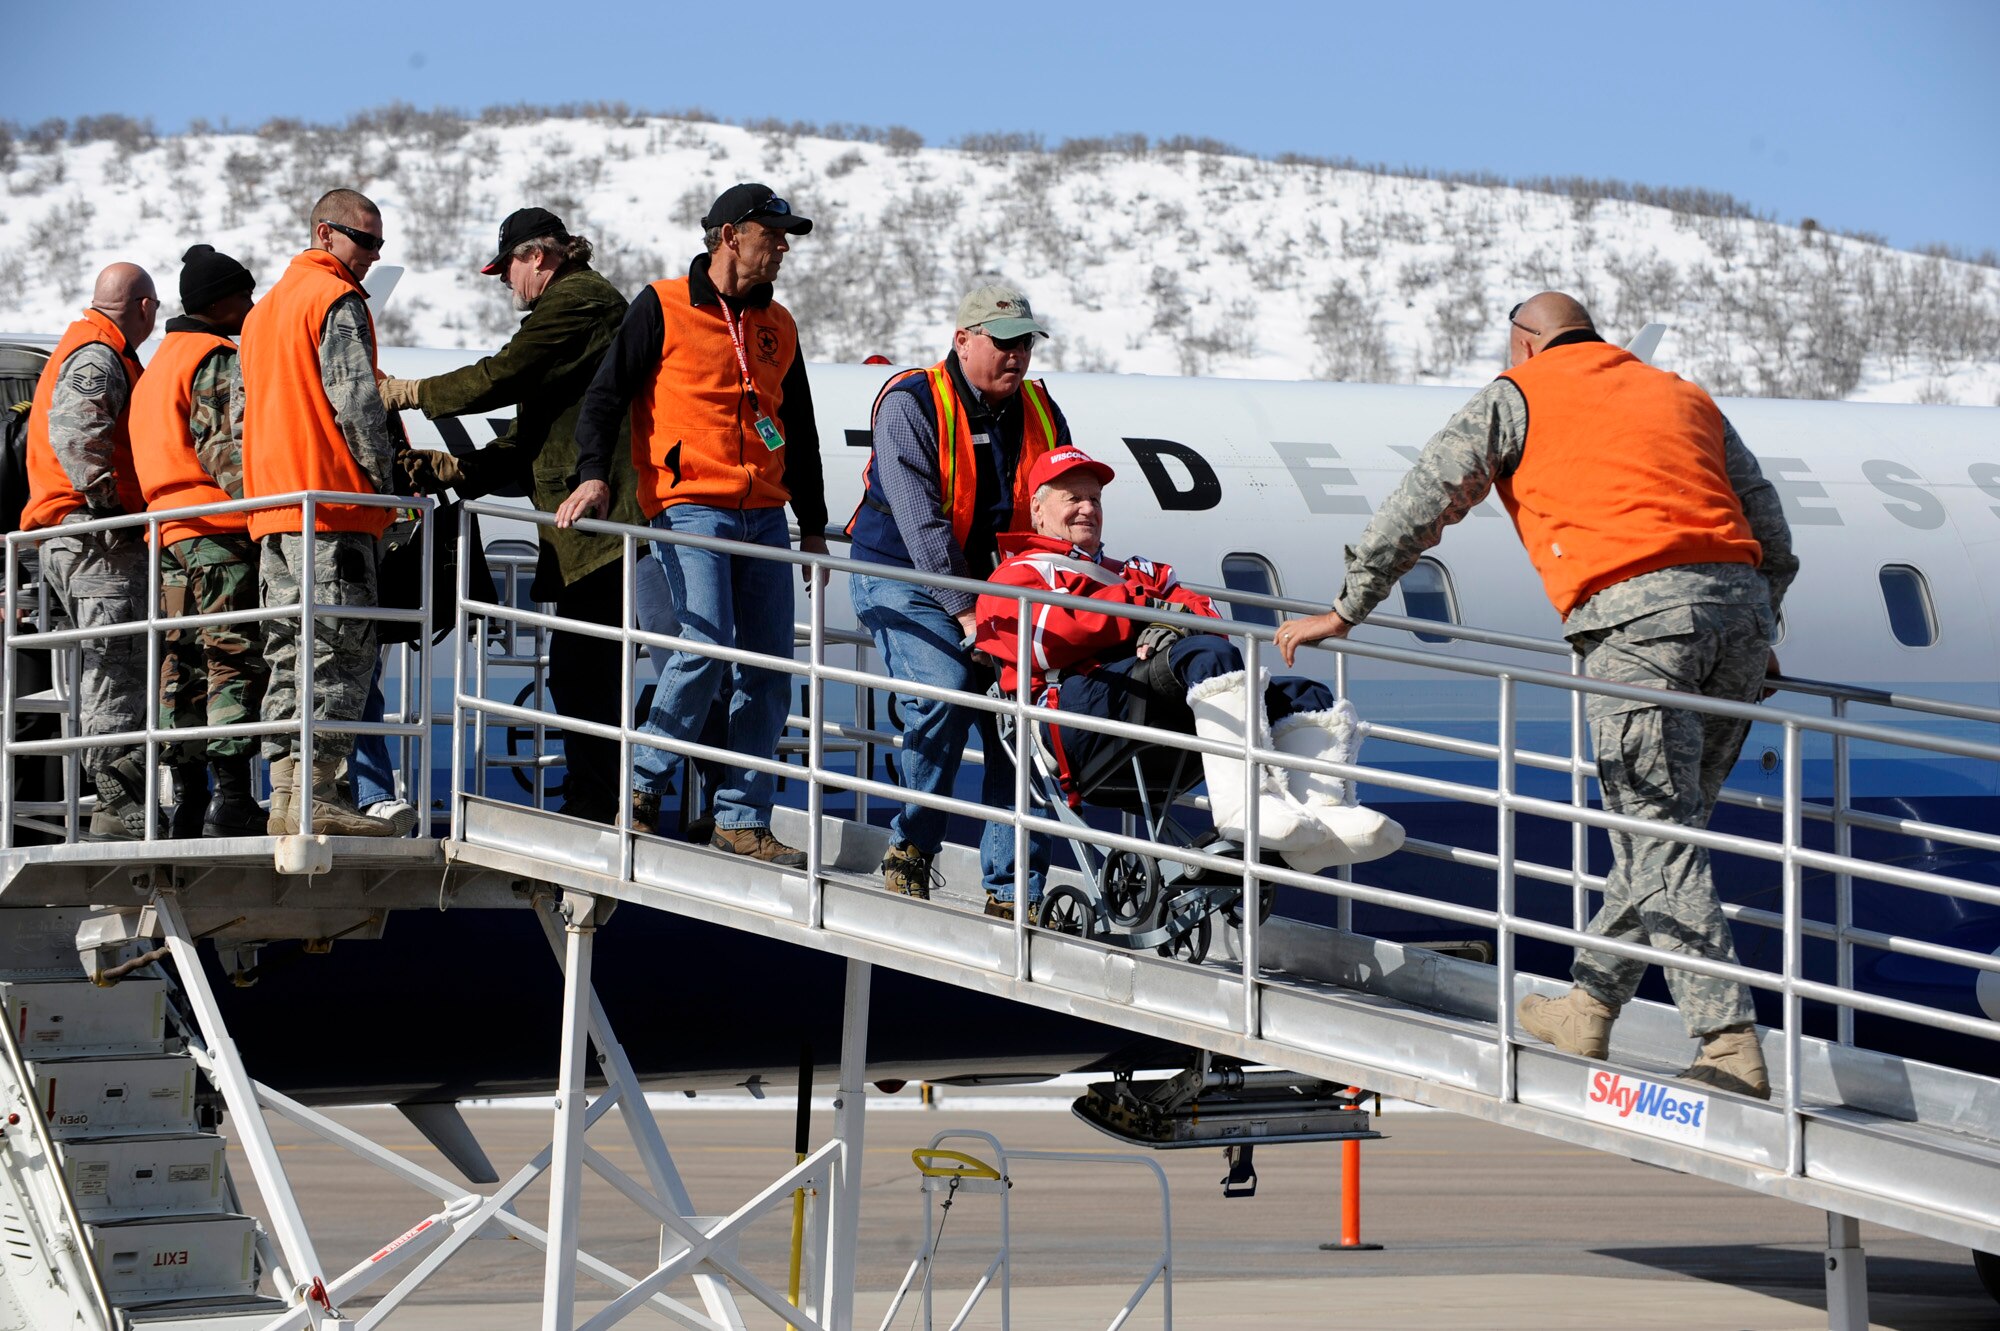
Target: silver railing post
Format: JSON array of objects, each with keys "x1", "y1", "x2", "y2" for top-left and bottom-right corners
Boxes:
[
  {"x1": 1569, "y1": 649, "x2": 1590, "y2": 931},
  {"x1": 471, "y1": 535, "x2": 490, "y2": 803},
  {"x1": 618, "y1": 530, "x2": 637, "y2": 882},
  {"x1": 1782, "y1": 720, "x2": 1805, "y2": 1176},
  {"x1": 1013, "y1": 593, "x2": 1032, "y2": 980},
  {"x1": 2, "y1": 535, "x2": 17, "y2": 850},
  {"x1": 807, "y1": 550, "x2": 827, "y2": 929},
  {"x1": 143, "y1": 514, "x2": 163, "y2": 840},
  {"x1": 449, "y1": 507, "x2": 470, "y2": 843},
  {"x1": 417, "y1": 503, "x2": 437, "y2": 834},
  {"x1": 1496, "y1": 673, "x2": 1519, "y2": 1102},
  {"x1": 1241, "y1": 633, "x2": 1264, "y2": 1038},
  {"x1": 297, "y1": 503, "x2": 318, "y2": 837},
  {"x1": 1831, "y1": 697, "x2": 1854, "y2": 1046}
]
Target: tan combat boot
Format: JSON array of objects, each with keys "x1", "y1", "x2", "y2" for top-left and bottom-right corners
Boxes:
[
  {"x1": 301, "y1": 758, "x2": 393, "y2": 837},
  {"x1": 266, "y1": 756, "x2": 299, "y2": 836},
  {"x1": 1681, "y1": 1024, "x2": 1771, "y2": 1100},
  {"x1": 1516, "y1": 986, "x2": 1616, "y2": 1059}
]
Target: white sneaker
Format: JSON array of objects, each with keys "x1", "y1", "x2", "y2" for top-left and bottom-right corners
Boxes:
[{"x1": 363, "y1": 800, "x2": 420, "y2": 837}]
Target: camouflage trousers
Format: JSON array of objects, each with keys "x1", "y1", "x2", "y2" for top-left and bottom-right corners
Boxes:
[
  {"x1": 160, "y1": 535, "x2": 268, "y2": 762},
  {"x1": 39, "y1": 525, "x2": 147, "y2": 777},
  {"x1": 258, "y1": 531, "x2": 378, "y2": 760},
  {"x1": 1570, "y1": 601, "x2": 1773, "y2": 1037}
]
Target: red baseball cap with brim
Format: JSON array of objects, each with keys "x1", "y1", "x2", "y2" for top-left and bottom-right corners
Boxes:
[{"x1": 1028, "y1": 447, "x2": 1116, "y2": 492}]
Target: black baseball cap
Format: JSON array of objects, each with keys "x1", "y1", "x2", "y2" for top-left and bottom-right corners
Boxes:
[
  {"x1": 700, "y1": 183, "x2": 813, "y2": 235},
  {"x1": 481, "y1": 207, "x2": 570, "y2": 275}
]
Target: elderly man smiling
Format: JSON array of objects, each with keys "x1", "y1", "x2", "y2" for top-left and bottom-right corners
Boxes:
[{"x1": 973, "y1": 446, "x2": 1402, "y2": 885}]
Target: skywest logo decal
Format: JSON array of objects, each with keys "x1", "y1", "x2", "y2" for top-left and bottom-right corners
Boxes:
[{"x1": 1582, "y1": 1071, "x2": 1710, "y2": 1144}]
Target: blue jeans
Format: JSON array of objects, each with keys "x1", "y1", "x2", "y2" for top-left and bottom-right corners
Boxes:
[
  {"x1": 851, "y1": 572, "x2": 1046, "y2": 903},
  {"x1": 351, "y1": 656, "x2": 396, "y2": 810},
  {"x1": 633, "y1": 505, "x2": 793, "y2": 830}
]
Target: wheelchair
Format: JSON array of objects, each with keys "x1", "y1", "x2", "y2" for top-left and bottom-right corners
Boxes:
[{"x1": 990, "y1": 683, "x2": 1274, "y2": 965}]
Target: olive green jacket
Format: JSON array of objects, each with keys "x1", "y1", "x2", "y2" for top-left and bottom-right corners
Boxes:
[{"x1": 417, "y1": 266, "x2": 645, "y2": 592}]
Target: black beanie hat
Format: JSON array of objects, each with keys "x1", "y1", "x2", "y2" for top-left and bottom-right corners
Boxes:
[{"x1": 179, "y1": 244, "x2": 255, "y2": 313}]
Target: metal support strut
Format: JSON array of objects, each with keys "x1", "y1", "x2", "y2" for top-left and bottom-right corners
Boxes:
[
  {"x1": 542, "y1": 888, "x2": 606, "y2": 1331},
  {"x1": 1823, "y1": 1212, "x2": 1869, "y2": 1331},
  {"x1": 823, "y1": 960, "x2": 873, "y2": 1331}
]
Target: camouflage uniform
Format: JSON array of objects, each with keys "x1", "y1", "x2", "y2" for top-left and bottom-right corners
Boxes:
[
  {"x1": 157, "y1": 340, "x2": 267, "y2": 762},
  {"x1": 1335, "y1": 367, "x2": 1799, "y2": 1038},
  {"x1": 245, "y1": 293, "x2": 398, "y2": 762},
  {"x1": 39, "y1": 342, "x2": 146, "y2": 777}
]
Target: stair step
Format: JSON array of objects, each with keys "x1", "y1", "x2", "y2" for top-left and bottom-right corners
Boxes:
[
  {"x1": 2, "y1": 975, "x2": 171, "y2": 1056},
  {"x1": 91, "y1": 1213, "x2": 260, "y2": 1307},
  {"x1": 28, "y1": 1053, "x2": 201, "y2": 1140},
  {"x1": 64, "y1": 1132, "x2": 231, "y2": 1222}
]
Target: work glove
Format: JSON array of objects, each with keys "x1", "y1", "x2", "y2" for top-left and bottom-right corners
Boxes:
[
  {"x1": 399, "y1": 448, "x2": 466, "y2": 495},
  {"x1": 1135, "y1": 619, "x2": 1188, "y2": 661},
  {"x1": 377, "y1": 376, "x2": 422, "y2": 412}
]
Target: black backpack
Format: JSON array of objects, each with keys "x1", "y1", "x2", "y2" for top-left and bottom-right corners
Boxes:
[{"x1": 0, "y1": 343, "x2": 51, "y2": 534}]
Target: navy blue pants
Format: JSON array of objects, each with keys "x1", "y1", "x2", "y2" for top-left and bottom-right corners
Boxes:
[{"x1": 1052, "y1": 635, "x2": 1332, "y2": 785}]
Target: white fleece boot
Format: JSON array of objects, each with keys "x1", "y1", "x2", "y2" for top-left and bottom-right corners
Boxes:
[
  {"x1": 1269, "y1": 702, "x2": 1405, "y2": 872},
  {"x1": 1187, "y1": 670, "x2": 1329, "y2": 856}
]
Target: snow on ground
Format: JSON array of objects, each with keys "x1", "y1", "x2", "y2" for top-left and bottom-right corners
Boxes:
[{"x1": 3, "y1": 114, "x2": 1995, "y2": 405}]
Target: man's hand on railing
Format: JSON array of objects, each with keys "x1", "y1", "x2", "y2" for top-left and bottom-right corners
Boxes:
[
  {"x1": 798, "y1": 532, "x2": 829, "y2": 591},
  {"x1": 1277, "y1": 610, "x2": 1353, "y2": 666},
  {"x1": 554, "y1": 480, "x2": 610, "y2": 528}
]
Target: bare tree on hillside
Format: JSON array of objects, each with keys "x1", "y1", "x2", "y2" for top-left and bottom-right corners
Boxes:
[{"x1": 1309, "y1": 278, "x2": 1395, "y2": 382}]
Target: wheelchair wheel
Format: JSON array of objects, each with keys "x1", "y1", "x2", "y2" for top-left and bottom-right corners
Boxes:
[
  {"x1": 1039, "y1": 886, "x2": 1098, "y2": 940},
  {"x1": 1223, "y1": 885, "x2": 1277, "y2": 929},
  {"x1": 1156, "y1": 905, "x2": 1212, "y2": 965},
  {"x1": 1098, "y1": 850, "x2": 1163, "y2": 928}
]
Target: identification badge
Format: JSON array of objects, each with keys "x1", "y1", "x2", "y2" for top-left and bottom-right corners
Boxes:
[{"x1": 755, "y1": 416, "x2": 786, "y2": 451}]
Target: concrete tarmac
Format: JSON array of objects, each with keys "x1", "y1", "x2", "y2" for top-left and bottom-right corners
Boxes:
[{"x1": 226, "y1": 1098, "x2": 1999, "y2": 1329}]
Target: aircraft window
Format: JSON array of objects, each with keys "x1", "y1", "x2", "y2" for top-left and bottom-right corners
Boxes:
[
  {"x1": 1219, "y1": 554, "x2": 1281, "y2": 628},
  {"x1": 1877, "y1": 565, "x2": 1937, "y2": 648},
  {"x1": 1399, "y1": 558, "x2": 1458, "y2": 644}
]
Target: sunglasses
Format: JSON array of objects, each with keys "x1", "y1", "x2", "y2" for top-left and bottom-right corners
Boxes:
[
  {"x1": 1508, "y1": 301, "x2": 1536, "y2": 335},
  {"x1": 733, "y1": 196, "x2": 794, "y2": 226},
  {"x1": 983, "y1": 330, "x2": 1036, "y2": 352},
  {"x1": 325, "y1": 221, "x2": 385, "y2": 254}
]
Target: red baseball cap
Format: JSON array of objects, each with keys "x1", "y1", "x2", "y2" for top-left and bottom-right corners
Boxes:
[{"x1": 1027, "y1": 447, "x2": 1116, "y2": 492}]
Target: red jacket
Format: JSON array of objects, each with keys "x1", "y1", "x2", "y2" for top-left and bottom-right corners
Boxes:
[{"x1": 974, "y1": 533, "x2": 1217, "y2": 697}]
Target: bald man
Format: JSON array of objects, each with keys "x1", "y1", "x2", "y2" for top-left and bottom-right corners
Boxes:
[
  {"x1": 20, "y1": 263, "x2": 160, "y2": 839},
  {"x1": 238, "y1": 188, "x2": 400, "y2": 836},
  {"x1": 1280, "y1": 291, "x2": 1798, "y2": 1100}
]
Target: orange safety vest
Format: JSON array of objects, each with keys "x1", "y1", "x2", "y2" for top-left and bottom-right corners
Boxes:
[
  {"x1": 630, "y1": 276, "x2": 798, "y2": 517},
  {"x1": 1497, "y1": 341, "x2": 1760, "y2": 618},
  {"x1": 131, "y1": 329, "x2": 244, "y2": 547},
  {"x1": 21, "y1": 310, "x2": 145, "y2": 531},
  {"x1": 239, "y1": 249, "x2": 391, "y2": 538},
  {"x1": 847, "y1": 363, "x2": 1059, "y2": 549}
]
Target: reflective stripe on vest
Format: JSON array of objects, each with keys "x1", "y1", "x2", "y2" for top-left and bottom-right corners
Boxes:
[
  {"x1": 847, "y1": 363, "x2": 1059, "y2": 549},
  {"x1": 132, "y1": 330, "x2": 243, "y2": 546},
  {"x1": 1496, "y1": 342, "x2": 1760, "y2": 617},
  {"x1": 21, "y1": 310, "x2": 145, "y2": 531}
]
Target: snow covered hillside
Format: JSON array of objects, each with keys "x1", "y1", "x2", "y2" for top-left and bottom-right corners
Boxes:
[{"x1": 3, "y1": 109, "x2": 1997, "y2": 405}]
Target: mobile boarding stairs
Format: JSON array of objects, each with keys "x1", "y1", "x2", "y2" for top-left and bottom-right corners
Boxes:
[{"x1": 3, "y1": 503, "x2": 1998, "y2": 1329}]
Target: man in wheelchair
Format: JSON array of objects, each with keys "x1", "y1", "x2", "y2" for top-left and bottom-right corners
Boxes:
[{"x1": 972, "y1": 447, "x2": 1403, "y2": 882}]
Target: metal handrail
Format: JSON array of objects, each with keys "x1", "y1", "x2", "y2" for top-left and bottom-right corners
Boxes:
[
  {"x1": 449, "y1": 502, "x2": 2000, "y2": 1091},
  {"x1": 0, "y1": 983, "x2": 120, "y2": 1331},
  {"x1": 2, "y1": 489, "x2": 435, "y2": 847}
]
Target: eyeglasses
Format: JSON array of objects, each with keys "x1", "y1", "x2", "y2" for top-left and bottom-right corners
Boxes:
[
  {"x1": 324, "y1": 221, "x2": 384, "y2": 254},
  {"x1": 733, "y1": 196, "x2": 793, "y2": 225},
  {"x1": 1508, "y1": 301, "x2": 1537, "y2": 336},
  {"x1": 983, "y1": 330, "x2": 1036, "y2": 352}
]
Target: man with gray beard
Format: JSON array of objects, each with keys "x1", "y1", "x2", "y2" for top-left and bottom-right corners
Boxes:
[{"x1": 383, "y1": 207, "x2": 649, "y2": 824}]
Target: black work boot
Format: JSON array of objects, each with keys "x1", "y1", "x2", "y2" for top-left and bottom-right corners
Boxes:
[
  {"x1": 204, "y1": 757, "x2": 266, "y2": 839},
  {"x1": 168, "y1": 762, "x2": 210, "y2": 839}
]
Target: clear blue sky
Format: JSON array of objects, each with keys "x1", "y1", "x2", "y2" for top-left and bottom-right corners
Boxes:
[{"x1": 10, "y1": 0, "x2": 1995, "y2": 255}]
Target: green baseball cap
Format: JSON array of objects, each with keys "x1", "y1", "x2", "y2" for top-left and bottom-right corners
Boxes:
[{"x1": 956, "y1": 284, "x2": 1049, "y2": 340}]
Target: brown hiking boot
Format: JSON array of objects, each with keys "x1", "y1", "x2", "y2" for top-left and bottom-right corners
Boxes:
[
  {"x1": 984, "y1": 895, "x2": 1039, "y2": 926},
  {"x1": 1517, "y1": 986, "x2": 1616, "y2": 1060},
  {"x1": 1681, "y1": 1024, "x2": 1771, "y2": 1099},
  {"x1": 710, "y1": 825, "x2": 807, "y2": 868},
  {"x1": 880, "y1": 842, "x2": 936, "y2": 900},
  {"x1": 300, "y1": 758, "x2": 394, "y2": 837},
  {"x1": 266, "y1": 756, "x2": 299, "y2": 835},
  {"x1": 631, "y1": 789, "x2": 661, "y2": 834}
]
